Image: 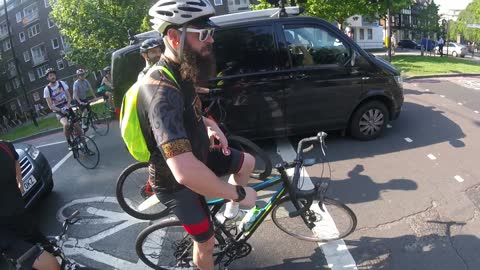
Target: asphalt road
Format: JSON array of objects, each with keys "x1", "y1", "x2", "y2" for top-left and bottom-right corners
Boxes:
[{"x1": 22, "y1": 76, "x2": 480, "y2": 270}]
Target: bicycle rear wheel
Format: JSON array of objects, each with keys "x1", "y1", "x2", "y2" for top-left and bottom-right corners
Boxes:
[
  {"x1": 228, "y1": 135, "x2": 272, "y2": 180},
  {"x1": 73, "y1": 135, "x2": 100, "y2": 169},
  {"x1": 91, "y1": 112, "x2": 109, "y2": 136},
  {"x1": 116, "y1": 162, "x2": 170, "y2": 220},
  {"x1": 272, "y1": 196, "x2": 357, "y2": 242},
  {"x1": 136, "y1": 219, "x2": 225, "y2": 270}
]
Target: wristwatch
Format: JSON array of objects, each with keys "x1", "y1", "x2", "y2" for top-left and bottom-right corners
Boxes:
[{"x1": 233, "y1": 186, "x2": 246, "y2": 202}]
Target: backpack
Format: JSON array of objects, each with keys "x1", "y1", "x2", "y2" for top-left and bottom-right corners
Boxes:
[
  {"x1": 47, "y1": 81, "x2": 67, "y2": 97},
  {"x1": 119, "y1": 66, "x2": 179, "y2": 162}
]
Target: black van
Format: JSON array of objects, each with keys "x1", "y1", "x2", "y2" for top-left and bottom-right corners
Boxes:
[{"x1": 112, "y1": 7, "x2": 403, "y2": 140}]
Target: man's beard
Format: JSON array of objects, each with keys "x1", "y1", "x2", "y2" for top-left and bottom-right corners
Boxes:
[{"x1": 179, "y1": 42, "x2": 216, "y2": 85}]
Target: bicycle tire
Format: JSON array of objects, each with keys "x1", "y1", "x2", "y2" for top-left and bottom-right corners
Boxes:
[
  {"x1": 228, "y1": 135, "x2": 272, "y2": 180},
  {"x1": 73, "y1": 135, "x2": 100, "y2": 169},
  {"x1": 271, "y1": 196, "x2": 357, "y2": 242},
  {"x1": 91, "y1": 112, "x2": 109, "y2": 136},
  {"x1": 116, "y1": 162, "x2": 170, "y2": 220},
  {"x1": 136, "y1": 219, "x2": 225, "y2": 270}
]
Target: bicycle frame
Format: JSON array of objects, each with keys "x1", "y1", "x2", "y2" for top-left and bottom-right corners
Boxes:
[{"x1": 207, "y1": 174, "x2": 287, "y2": 241}]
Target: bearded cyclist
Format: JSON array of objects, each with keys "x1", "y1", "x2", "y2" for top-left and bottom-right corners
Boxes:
[
  {"x1": 138, "y1": 38, "x2": 164, "y2": 81},
  {"x1": 135, "y1": 1, "x2": 258, "y2": 269}
]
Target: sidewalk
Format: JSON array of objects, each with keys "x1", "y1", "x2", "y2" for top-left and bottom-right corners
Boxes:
[{"x1": 372, "y1": 48, "x2": 480, "y2": 63}]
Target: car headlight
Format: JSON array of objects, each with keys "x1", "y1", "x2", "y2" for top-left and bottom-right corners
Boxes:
[{"x1": 28, "y1": 146, "x2": 40, "y2": 160}]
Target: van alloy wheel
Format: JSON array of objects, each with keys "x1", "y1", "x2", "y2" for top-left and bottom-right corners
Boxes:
[
  {"x1": 349, "y1": 101, "x2": 389, "y2": 140},
  {"x1": 359, "y1": 108, "x2": 385, "y2": 136}
]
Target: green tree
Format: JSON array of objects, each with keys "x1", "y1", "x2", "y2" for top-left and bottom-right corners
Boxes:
[
  {"x1": 450, "y1": 0, "x2": 480, "y2": 44},
  {"x1": 50, "y1": 0, "x2": 152, "y2": 71},
  {"x1": 251, "y1": 0, "x2": 413, "y2": 27},
  {"x1": 417, "y1": 0, "x2": 440, "y2": 39}
]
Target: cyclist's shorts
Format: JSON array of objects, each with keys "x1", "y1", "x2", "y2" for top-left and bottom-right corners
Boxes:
[
  {"x1": 207, "y1": 146, "x2": 245, "y2": 177},
  {"x1": 0, "y1": 239, "x2": 43, "y2": 270},
  {"x1": 157, "y1": 188, "x2": 213, "y2": 243}
]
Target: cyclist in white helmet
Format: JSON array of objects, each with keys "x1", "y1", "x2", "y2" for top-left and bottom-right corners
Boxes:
[{"x1": 136, "y1": 1, "x2": 258, "y2": 269}]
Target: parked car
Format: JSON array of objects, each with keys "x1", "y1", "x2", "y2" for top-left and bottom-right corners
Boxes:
[
  {"x1": 14, "y1": 143, "x2": 53, "y2": 207},
  {"x1": 434, "y1": 42, "x2": 467, "y2": 57},
  {"x1": 397, "y1": 39, "x2": 421, "y2": 50},
  {"x1": 112, "y1": 7, "x2": 404, "y2": 140}
]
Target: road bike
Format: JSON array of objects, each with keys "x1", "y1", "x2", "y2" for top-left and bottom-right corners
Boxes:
[
  {"x1": 65, "y1": 110, "x2": 100, "y2": 169},
  {"x1": 134, "y1": 132, "x2": 357, "y2": 269},
  {"x1": 0, "y1": 211, "x2": 96, "y2": 270},
  {"x1": 73, "y1": 99, "x2": 110, "y2": 136}
]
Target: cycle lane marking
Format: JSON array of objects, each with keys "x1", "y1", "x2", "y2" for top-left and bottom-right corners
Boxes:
[{"x1": 276, "y1": 138, "x2": 358, "y2": 270}]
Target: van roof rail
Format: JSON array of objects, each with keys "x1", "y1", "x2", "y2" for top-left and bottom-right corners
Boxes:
[{"x1": 210, "y1": 6, "x2": 301, "y2": 25}]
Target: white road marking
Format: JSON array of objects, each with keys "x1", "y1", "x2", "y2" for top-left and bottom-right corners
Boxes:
[
  {"x1": 276, "y1": 138, "x2": 357, "y2": 270},
  {"x1": 425, "y1": 89, "x2": 430, "y2": 91},
  {"x1": 458, "y1": 102, "x2": 463, "y2": 106},
  {"x1": 474, "y1": 111, "x2": 479, "y2": 114},
  {"x1": 404, "y1": 137, "x2": 413, "y2": 143},
  {"x1": 440, "y1": 95, "x2": 445, "y2": 98},
  {"x1": 454, "y1": 175, "x2": 465, "y2": 183},
  {"x1": 427, "y1": 154, "x2": 437, "y2": 160},
  {"x1": 37, "y1": 140, "x2": 67, "y2": 148},
  {"x1": 52, "y1": 152, "x2": 73, "y2": 173},
  {"x1": 387, "y1": 124, "x2": 392, "y2": 129}
]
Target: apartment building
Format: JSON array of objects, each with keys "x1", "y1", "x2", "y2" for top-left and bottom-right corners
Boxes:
[{"x1": 0, "y1": 0, "x2": 76, "y2": 117}]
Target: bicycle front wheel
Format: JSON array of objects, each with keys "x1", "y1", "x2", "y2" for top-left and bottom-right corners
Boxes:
[
  {"x1": 116, "y1": 162, "x2": 169, "y2": 220},
  {"x1": 91, "y1": 112, "x2": 109, "y2": 136},
  {"x1": 272, "y1": 196, "x2": 357, "y2": 242},
  {"x1": 136, "y1": 219, "x2": 226, "y2": 270},
  {"x1": 228, "y1": 135, "x2": 272, "y2": 180},
  {"x1": 73, "y1": 135, "x2": 100, "y2": 169}
]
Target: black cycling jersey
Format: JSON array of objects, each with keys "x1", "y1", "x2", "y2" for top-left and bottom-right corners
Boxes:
[{"x1": 137, "y1": 57, "x2": 210, "y2": 192}]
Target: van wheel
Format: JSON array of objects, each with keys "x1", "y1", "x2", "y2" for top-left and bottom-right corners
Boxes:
[{"x1": 349, "y1": 101, "x2": 389, "y2": 140}]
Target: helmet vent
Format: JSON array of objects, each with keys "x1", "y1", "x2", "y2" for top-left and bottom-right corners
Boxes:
[{"x1": 178, "y1": 6, "x2": 202, "y2": 12}]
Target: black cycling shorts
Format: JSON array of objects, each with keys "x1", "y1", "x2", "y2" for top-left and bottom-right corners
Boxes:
[
  {"x1": 0, "y1": 239, "x2": 43, "y2": 270},
  {"x1": 156, "y1": 146, "x2": 245, "y2": 243}
]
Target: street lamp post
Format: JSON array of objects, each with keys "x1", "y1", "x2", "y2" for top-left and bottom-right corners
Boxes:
[
  {"x1": 386, "y1": 0, "x2": 393, "y2": 62},
  {"x1": 3, "y1": 0, "x2": 38, "y2": 126}
]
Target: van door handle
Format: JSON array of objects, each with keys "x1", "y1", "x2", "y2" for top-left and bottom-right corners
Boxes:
[
  {"x1": 362, "y1": 77, "x2": 370, "y2": 80},
  {"x1": 296, "y1": 74, "x2": 309, "y2": 80}
]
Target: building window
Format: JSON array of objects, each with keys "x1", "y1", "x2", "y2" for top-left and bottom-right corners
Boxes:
[
  {"x1": 23, "y1": 2, "x2": 38, "y2": 19},
  {"x1": 23, "y1": 51, "x2": 30, "y2": 62},
  {"x1": 56, "y1": 59, "x2": 65, "y2": 70},
  {"x1": 359, "y1": 28, "x2": 365, "y2": 40},
  {"x1": 0, "y1": 21, "x2": 8, "y2": 37},
  {"x1": 3, "y1": 39, "x2": 11, "y2": 51},
  {"x1": 51, "y1": 38, "x2": 59, "y2": 49},
  {"x1": 5, "y1": 82, "x2": 12, "y2": 93},
  {"x1": 368, "y1": 29, "x2": 373, "y2": 40},
  {"x1": 214, "y1": 0, "x2": 223, "y2": 5},
  {"x1": 28, "y1": 71, "x2": 35, "y2": 82},
  {"x1": 36, "y1": 64, "x2": 48, "y2": 78},
  {"x1": 27, "y1": 23, "x2": 40, "y2": 38},
  {"x1": 47, "y1": 16, "x2": 55, "y2": 28},
  {"x1": 12, "y1": 78, "x2": 21, "y2": 89},
  {"x1": 16, "y1": 12, "x2": 22, "y2": 23},
  {"x1": 31, "y1": 44, "x2": 47, "y2": 66},
  {"x1": 19, "y1": 31, "x2": 26, "y2": 42}
]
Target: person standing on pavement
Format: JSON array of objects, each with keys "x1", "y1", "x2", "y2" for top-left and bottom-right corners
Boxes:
[
  {"x1": 391, "y1": 34, "x2": 397, "y2": 56},
  {"x1": 137, "y1": 1, "x2": 258, "y2": 269},
  {"x1": 438, "y1": 37, "x2": 445, "y2": 57},
  {"x1": 0, "y1": 140, "x2": 60, "y2": 270},
  {"x1": 73, "y1": 69, "x2": 97, "y2": 130}
]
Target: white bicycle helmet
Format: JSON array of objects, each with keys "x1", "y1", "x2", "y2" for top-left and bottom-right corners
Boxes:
[{"x1": 149, "y1": 0, "x2": 216, "y2": 34}]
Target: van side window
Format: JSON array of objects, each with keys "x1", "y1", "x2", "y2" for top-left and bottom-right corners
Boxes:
[
  {"x1": 283, "y1": 25, "x2": 350, "y2": 67},
  {"x1": 214, "y1": 25, "x2": 275, "y2": 76}
]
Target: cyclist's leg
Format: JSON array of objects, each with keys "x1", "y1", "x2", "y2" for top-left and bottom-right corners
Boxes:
[
  {"x1": 57, "y1": 114, "x2": 70, "y2": 145},
  {"x1": 33, "y1": 251, "x2": 60, "y2": 270},
  {"x1": 157, "y1": 188, "x2": 215, "y2": 270},
  {"x1": 2, "y1": 238, "x2": 59, "y2": 270}
]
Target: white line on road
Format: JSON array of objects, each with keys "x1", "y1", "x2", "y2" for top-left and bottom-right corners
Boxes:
[
  {"x1": 276, "y1": 138, "x2": 357, "y2": 270},
  {"x1": 425, "y1": 89, "x2": 430, "y2": 91},
  {"x1": 404, "y1": 137, "x2": 413, "y2": 143},
  {"x1": 37, "y1": 140, "x2": 66, "y2": 148},
  {"x1": 454, "y1": 175, "x2": 465, "y2": 183},
  {"x1": 387, "y1": 124, "x2": 392, "y2": 129},
  {"x1": 440, "y1": 95, "x2": 445, "y2": 98},
  {"x1": 475, "y1": 111, "x2": 479, "y2": 114},
  {"x1": 458, "y1": 102, "x2": 463, "y2": 106},
  {"x1": 427, "y1": 154, "x2": 437, "y2": 160},
  {"x1": 52, "y1": 151, "x2": 73, "y2": 173}
]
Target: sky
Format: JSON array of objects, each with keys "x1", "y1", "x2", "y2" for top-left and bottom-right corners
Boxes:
[{"x1": 435, "y1": 0, "x2": 473, "y2": 14}]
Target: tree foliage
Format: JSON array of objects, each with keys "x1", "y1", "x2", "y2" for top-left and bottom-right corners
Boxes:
[
  {"x1": 416, "y1": 0, "x2": 440, "y2": 38},
  {"x1": 449, "y1": 0, "x2": 480, "y2": 42},
  {"x1": 50, "y1": 0, "x2": 152, "y2": 71},
  {"x1": 251, "y1": 0, "x2": 413, "y2": 27}
]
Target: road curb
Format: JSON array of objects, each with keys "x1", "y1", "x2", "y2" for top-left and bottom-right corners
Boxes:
[
  {"x1": 12, "y1": 127, "x2": 64, "y2": 143},
  {"x1": 405, "y1": 73, "x2": 480, "y2": 81}
]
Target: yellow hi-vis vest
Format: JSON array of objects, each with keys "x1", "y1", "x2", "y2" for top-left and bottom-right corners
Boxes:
[{"x1": 119, "y1": 66, "x2": 179, "y2": 162}]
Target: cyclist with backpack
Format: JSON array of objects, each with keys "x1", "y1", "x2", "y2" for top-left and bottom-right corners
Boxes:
[
  {"x1": 138, "y1": 38, "x2": 164, "y2": 80},
  {"x1": 43, "y1": 68, "x2": 81, "y2": 149},
  {"x1": 120, "y1": 1, "x2": 257, "y2": 269}
]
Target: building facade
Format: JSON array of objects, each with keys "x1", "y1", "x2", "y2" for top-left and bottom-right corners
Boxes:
[
  {"x1": 345, "y1": 15, "x2": 384, "y2": 49},
  {"x1": 0, "y1": 0, "x2": 76, "y2": 117}
]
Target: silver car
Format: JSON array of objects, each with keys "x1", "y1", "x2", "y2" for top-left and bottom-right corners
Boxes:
[{"x1": 434, "y1": 42, "x2": 467, "y2": 57}]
